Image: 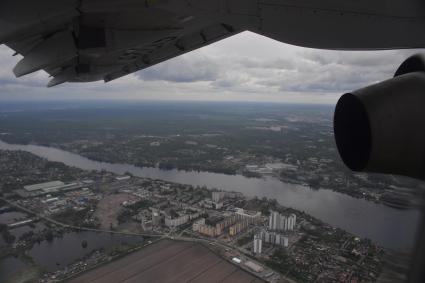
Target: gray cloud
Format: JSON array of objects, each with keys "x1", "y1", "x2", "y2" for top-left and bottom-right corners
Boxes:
[
  {"x1": 253, "y1": 48, "x2": 423, "y2": 94},
  {"x1": 0, "y1": 32, "x2": 424, "y2": 103},
  {"x1": 302, "y1": 49, "x2": 418, "y2": 68},
  {"x1": 236, "y1": 57, "x2": 295, "y2": 70},
  {"x1": 137, "y1": 54, "x2": 220, "y2": 83}
]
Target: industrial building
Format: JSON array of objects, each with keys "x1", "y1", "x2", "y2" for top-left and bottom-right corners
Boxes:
[
  {"x1": 115, "y1": 175, "x2": 131, "y2": 181},
  {"x1": 17, "y1": 180, "x2": 82, "y2": 197},
  {"x1": 24, "y1": 180, "x2": 66, "y2": 192}
]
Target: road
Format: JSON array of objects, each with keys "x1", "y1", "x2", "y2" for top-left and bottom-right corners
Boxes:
[
  {"x1": 1, "y1": 197, "x2": 163, "y2": 238},
  {"x1": 1, "y1": 197, "x2": 281, "y2": 282}
]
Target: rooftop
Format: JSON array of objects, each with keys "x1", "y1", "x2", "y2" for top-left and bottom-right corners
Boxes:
[{"x1": 24, "y1": 180, "x2": 65, "y2": 192}]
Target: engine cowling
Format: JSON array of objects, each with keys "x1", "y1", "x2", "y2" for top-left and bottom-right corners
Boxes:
[{"x1": 333, "y1": 54, "x2": 425, "y2": 180}]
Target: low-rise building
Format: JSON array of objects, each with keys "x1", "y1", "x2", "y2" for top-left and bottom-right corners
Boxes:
[{"x1": 244, "y1": 261, "x2": 264, "y2": 273}]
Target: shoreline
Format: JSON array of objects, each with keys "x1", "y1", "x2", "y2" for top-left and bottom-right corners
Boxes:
[{"x1": 0, "y1": 140, "x2": 392, "y2": 206}]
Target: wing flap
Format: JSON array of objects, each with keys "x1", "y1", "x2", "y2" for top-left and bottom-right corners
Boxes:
[
  {"x1": 47, "y1": 67, "x2": 76, "y2": 87},
  {"x1": 13, "y1": 30, "x2": 77, "y2": 77},
  {"x1": 104, "y1": 23, "x2": 239, "y2": 82}
]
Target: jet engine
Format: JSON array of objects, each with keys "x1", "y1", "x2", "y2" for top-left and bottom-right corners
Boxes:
[{"x1": 333, "y1": 54, "x2": 425, "y2": 180}]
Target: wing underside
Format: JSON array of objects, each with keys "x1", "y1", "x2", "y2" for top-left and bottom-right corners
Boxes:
[
  {"x1": 2, "y1": 0, "x2": 425, "y2": 87},
  {"x1": 1, "y1": 0, "x2": 241, "y2": 86}
]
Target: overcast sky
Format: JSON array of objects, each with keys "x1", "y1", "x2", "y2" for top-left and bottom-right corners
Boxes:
[{"x1": 0, "y1": 31, "x2": 422, "y2": 104}]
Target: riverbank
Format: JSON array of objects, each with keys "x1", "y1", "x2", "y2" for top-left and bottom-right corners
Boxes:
[
  {"x1": 0, "y1": 141, "x2": 419, "y2": 251},
  {"x1": 0, "y1": 138, "x2": 409, "y2": 206},
  {"x1": 41, "y1": 144, "x2": 394, "y2": 205}
]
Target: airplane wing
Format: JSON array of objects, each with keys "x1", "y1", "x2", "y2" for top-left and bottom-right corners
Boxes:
[{"x1": 2, "y1": 0, "x2": 425, "y2": 86}]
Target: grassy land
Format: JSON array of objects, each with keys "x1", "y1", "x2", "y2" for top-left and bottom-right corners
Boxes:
[{"x1": 5, "y1": 265, "x2": 44, "y2": 283}]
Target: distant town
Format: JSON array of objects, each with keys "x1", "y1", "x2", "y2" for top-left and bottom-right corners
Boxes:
[{"x1": 1, "y1": 149, "x2": 385, "y2": 282}]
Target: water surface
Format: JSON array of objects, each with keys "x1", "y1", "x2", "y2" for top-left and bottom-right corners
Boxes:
[{"x1": 28, "y1": 231, "x2": 143, "y2": 271}]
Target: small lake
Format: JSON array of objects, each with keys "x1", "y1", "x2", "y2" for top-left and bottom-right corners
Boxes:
[
  {"x1": 0, "y1": 140, "x2": 420, "y2": 252},
  {"x1": 0, "y1": 231, "x2": 143, "y2": 281},
  {"x1": 28, "y1": 231, "x2": 143, "y2": 272}
]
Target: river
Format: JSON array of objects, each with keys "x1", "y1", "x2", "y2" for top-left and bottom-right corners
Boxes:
[{"x1": 0, "y1": 140, "x2": 420, "y2": 252}]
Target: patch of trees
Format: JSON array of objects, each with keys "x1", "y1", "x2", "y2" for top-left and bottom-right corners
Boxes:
[
  {"x1": 52, "y1": 208, "x2": 89, "y2": 226},
  {"x1": 0, "y1": 223, "x2": 16, "y2": 244}
]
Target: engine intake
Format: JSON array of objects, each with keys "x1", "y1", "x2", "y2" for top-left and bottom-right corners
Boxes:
[{"x1": 334, "y1": 54, "x2": 425, "y2": 180}]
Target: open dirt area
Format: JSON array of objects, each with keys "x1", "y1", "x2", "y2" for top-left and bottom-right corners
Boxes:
[
  {"x1": 67, "y1": 240, "x2": 265, "y2": 283},
  {"x1": 93, "y1": 193, "x2": 139, "y2": 229}
]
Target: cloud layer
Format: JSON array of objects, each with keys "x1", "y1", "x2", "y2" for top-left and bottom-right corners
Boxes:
[{"x1": 0, "y1": 31, "x2": 423, "y2": 104}]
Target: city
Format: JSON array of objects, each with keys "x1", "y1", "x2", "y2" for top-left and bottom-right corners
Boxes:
[{"x1": 1, "y1": 148, "x2": 385, "y2": 282}]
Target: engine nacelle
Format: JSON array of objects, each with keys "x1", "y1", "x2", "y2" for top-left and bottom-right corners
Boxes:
[{"x1": 334, "y1": 54, "x2": 425, "y2": 180}]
